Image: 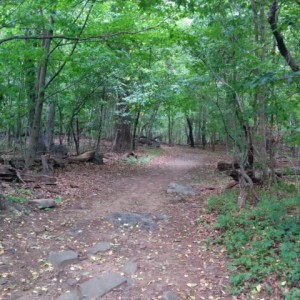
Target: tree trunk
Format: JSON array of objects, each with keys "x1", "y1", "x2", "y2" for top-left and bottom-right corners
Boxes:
[
  {"x1": 186, "y1": 116, "x2": 195, "y2": 148},
  {"x1": 45, "y1": 102, "x2": 55, "y2": 151},
  {"x1": 112, "y1": 99, "x2": 131, "y2": 153},
  {"x1": 132, "y1": 109, "x2": 141, "y2": 151},
  {"x1": 71, "y1": 117, "x2": 80, "y2": 155},
  {"x1": 58, "y1": 105, "x2": 63, "y2": 145},
  {"x1": 95, "y1": 102, "x2": 104, "y2": 155},
  {"x1": 250, "y1": 0, "x2": 269, "y2": 182},
  {"x1": 201, "y1": 109, "x2": 207, "y2": 149},
  {"x1": 268, "y1": 1, "x2": 299, "y2": 72},
  {"x1": 26, "y1": 15, "x2": 53, "y2": 167}
]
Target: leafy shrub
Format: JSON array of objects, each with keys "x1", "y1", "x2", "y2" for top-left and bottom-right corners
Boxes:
[
  {"x1": 6, "y1": 195, "x2": 27, "y2": 204},
  {"x1": 208, "y1": 189, "x2": 300, "y2": 297}
]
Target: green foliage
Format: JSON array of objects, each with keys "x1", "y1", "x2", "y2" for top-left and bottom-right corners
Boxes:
[
  {"x1": 208, "y1": 189, "x2": 300, "y2": 297},
  {"x1": 54, "y1": 196, "x2": 63, "y2": 205},
  {"x1": 6, "y1": 195, "x2": 27, "y2": 205},
  {"x1": 124, "y1": 148, "x2": 163, "y2": 165},
  {"x1": 5, "y1": 188, "x2": 33, "y2": 205}
]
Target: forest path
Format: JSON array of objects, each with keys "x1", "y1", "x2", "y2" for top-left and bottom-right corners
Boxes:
[{"x1": 1, "y1": 146, "x2": 232, "y2": 300}]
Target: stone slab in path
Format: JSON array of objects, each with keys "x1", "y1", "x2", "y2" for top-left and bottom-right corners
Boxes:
[
  {"x1": 123, "y1": 259, "x2": 138, "y2": 275},
  {"x1": 79, "y1": 273, "x2": 127, "y2": 299},
  {"x1": 56, "y1": 291, "x2": 80, "y2": 300},
  {"x1": 107, "y1": 212, "x2": 159, "y2": 230},
  {"x1": 48, "y1": 250, "x2": 78, "y2": 268},
  {"x1": 87, "y1": 242, "x2": 112, "y2": 255},
  {"x1": 163, "y1": 290, "x2": 182, "y2": 300},
  {"x1": 166, "y1": 182, "x2": 198, "y2": 196}
]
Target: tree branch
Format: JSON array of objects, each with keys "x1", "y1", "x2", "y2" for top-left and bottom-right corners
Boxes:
[
  {"x1": 44, "y1": 0, "x2": 95, "y2": 90},
  {"x1": 268, "y1": 1, "x2": 299, "y2": 71},
  {"x1": 0, "y1": 25, "x2": 161, "y2": 45}
]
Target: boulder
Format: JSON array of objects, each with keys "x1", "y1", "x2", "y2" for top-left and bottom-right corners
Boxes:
[{"x1": 29, "y1": 198, "x2": 56, "y2": 209}]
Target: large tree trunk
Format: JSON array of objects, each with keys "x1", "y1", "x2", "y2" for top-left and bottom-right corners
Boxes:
[{"x1": 112, "y1": 99, "x2": 131, "y2": 153}]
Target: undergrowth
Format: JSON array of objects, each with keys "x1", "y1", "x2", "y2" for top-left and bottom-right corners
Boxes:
[
  {"x1": 207, "y1": 183, "x2": 300, "y2": 299},
  {"x1": 6, "y1": 188, "x2": 32, "y2": 204},
  {"x1": 124, "y1": 148, "x2": 163, "y2": 165}
]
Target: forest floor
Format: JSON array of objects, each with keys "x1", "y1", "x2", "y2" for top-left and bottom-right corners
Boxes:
[{"x1": 0, "y1": 145, "x2": 237, "y2": 300}]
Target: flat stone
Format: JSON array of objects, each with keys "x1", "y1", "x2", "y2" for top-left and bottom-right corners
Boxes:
[
  {"x1": 87, "y1": 242, "x2": 112, "y2": 254},
  {"x1": 107, "y1": 212, "x2": 158, "y2": 230},
  {"x1": 48, "y1": 250, "x2": 78, "y2": 268},
  {"x1": 123, "y1": 259, "x2": 138, "y2": 275},
  {"x1": 56, "y1": 291, "x2": 80, "y2": 300},
  {"x1": 163, "y1": 290, "x2": 182, "y2": 300},
  {"x1": 66, "y1": 278, "x2": 78, "y2": 286},
  {"x1": 0, "y1": 278, "x2": 7, "y2": 285},
  {"x1": 79, "y1": 273, "x2": 127, "y2": 298},
  {"x1": 29, "y1": 198, "x2": 56, "y2": 209},
  {"x1": 67, "y1": 228, "x2": 83, "y2": 237},
  {"x1": 166, "y1": 182, "x2": 198, "y2": 196}
]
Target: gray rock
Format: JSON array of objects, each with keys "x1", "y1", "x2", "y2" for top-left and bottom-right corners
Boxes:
[
  {"x1": 48, "y1": 250, "x2": 78, "y2": 268},
  {"x1": 29, "y1": 198, "x2": 56, "y2": 209},
  {"x1": 56, "y1": 291, "x2": 80, "y2": 300},
  {"x1": 66, "y1": 278, "x2": 78, "y2": 286},
  {"x1": 0, "y1": 278, "x2": 7, "y2": 285},
  {"x1": 166, "y1": 182, "x2": 198, "y2": 196},
  {"x1": 68, "y1": 228, "x2": 83, "y2": 237},
  {"x1": 79, "y1": 273, "x2": 127, "y2": 298},
  {"x1": 87, "y1": 242, "x2": 112, "y2": 255},
  {"x1": 50, "y1": 144, "x2": 69, "y2": 156},
  {"x1": 123, "y1": 259, "x2": 138, "y2": 275},
  {"x1": 163, "y1": 290, "x2": 182, "y2": 300},
  {"x1": 107, "y1": 212, "x2": 158, "y2": 230}
]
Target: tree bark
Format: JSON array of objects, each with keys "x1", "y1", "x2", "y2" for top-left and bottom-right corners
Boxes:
[
  {"x1": 186, "y1": 116, "x2": 195, "y2": 148},
  {"x1": 45, "y1": 102, "x2": 55, "y2": 151},
  {"x1": 201, "y1": 109, "x2": 207, "y2": 149},
  {"x1": 132, "y1": 110, "x2": 141, "y2": 151},
  {"x1": 268, "y1": 1, "x2": 299, "y2": 72},
  {"x1": 251, "y1": 0, "x2": 269, "y2": 181},
  {"x1": 26, "y1": 14, "x2": 53, "y2": 167},
  {"x1": 112, "y1": 98, "x2": 131, "y2": 153}
]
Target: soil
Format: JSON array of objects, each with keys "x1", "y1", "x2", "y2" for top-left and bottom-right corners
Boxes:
[{"x1": 0, "y1": 145, "x2": 234, "y2": 300}]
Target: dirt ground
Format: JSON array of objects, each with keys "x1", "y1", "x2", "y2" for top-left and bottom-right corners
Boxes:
[{"x1": 0, "y1": 145, "x2": 234, "y2": 300}]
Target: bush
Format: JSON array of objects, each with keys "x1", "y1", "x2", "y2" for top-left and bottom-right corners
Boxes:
[{"x1": 208, "y1": 189, "x2": 300, "y2": 297}]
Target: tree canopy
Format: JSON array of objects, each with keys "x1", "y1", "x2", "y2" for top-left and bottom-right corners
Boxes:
[{"x1": 0, "y1": 0, "x2": 299, "y2": 165}]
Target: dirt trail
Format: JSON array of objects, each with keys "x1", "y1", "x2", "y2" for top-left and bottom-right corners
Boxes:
[
  {"x1": 88, "y1": 150, "x2": 210, "y2": 215},
  {"x1": 0, "y1": 146, "x2": 232, "y2": 300}
]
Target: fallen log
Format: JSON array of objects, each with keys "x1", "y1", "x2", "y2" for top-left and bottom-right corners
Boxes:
[
  {"x1": 217, "y1": 161, "x2": 240, "y2": 171},
  {"x1": 21, "y1": 173, "x2": 57, "y2": 184},
  {"x1": 68, "y1": 150, "x2": 96, "y2": 163},
  {"x1": 217, "y1": 161, "x2": 262, "y2": 184},
  {"x1": 0, "y1": 164, "x2": 56, "y2": 184},
  {"x1": 0, "y1": 165, "x2": 16, "y2": 181}
]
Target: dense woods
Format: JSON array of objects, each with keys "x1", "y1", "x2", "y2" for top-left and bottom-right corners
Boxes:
[
  {"x1": 0, "y1": 1, "x2": 300, "y2": 299},
  {"x1": 1, "y1": 0, "x2": 299, "y2": 161}
]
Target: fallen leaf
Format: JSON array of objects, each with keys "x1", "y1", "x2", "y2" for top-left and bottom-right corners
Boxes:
[{"x1": 187, "y1": 283, "x2": 198, "y2": 288}]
